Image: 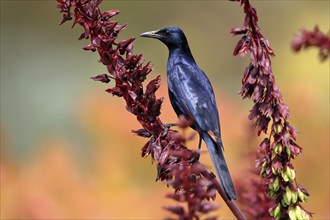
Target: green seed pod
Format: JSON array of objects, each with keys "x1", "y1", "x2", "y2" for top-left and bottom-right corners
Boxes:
[
  {"x1": 291, "y1": 191, "x2": 298, "y2": 204},
  {"x1": 262, "y1": 161, "x2": 267, "y2": 168},
  {"x1": 260, "y1": 161, "x2": 267, "y2": 175},
  {"x1": 286, "y1": 146, "x2": 291, "y2": 157},
  {"x1": 268, "y1": 190, "x2": 276, "y2": 199},
  {"x1": 273, "y1": 144, "x2": 283, "y2": 155},
  {"x1": 274, "y1": 124, "x2": 282, "y2": 134},
  {"x1": 285, "y1": 166, "x2": 291, "y2": 176},
  {"x1": 295, "y1": 205, "x2": 303, "y2": 220},
  {"x1": 269, "y1": 182, "x2": 273, "y2": 191},
  {"x1": 285, "y1": 186, "x2": 292, "y2": 204},
  {"x1": 273, "y1": 144, "x2": 280, "y2": 154},
  {"x1": 288, "y1": 206, "x2": 297, "y2": 220},
  {"x1": 297, "y1": 189, "x2": 303, "y2": 200},
  {"x1": 282, "y1": 171, "x2": 289, "y2": 182},
  {"x1": 286, "y1": 167, "x2": 296, "y2": 181},
  {"x1": 291, "y1": 169, "x2": 296, "y2": 180},
  {"x1": 281, "y1": 197, "x2": 289, "y2": 207},
  {"x1": 273, "y1": 177, "x2": 280, "y2": 191},
  {"x1": 273, "y1": 203, "x2": 281, "y2": 218}
]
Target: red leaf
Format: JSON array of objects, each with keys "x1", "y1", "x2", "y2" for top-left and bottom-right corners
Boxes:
[
  {"x1": 230, "y1": 27, "x2": 248, "y2": 36},
  {"x1": 106, "y1": 87, "x2": 122, "y2": 97},
  {"x1": 101, "y1": 9, "x2": 120, "y2": 20},
  {"x1": 91, "y1": 74, "x2": 111, "y2": 83},
  {"x1": 145, "y1": 75, "x2": 161, "y2": 97},
  {"x1": 163, "y1": 206, "x2": 185, "y2": 216}
]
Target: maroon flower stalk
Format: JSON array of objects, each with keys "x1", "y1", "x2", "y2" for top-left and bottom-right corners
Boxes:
[
  {"x1": 291, "y1": 26, "x2": 330, "y2": 61},
  {"x1": 231, "y1": 0, "x2": 311, "y2": 219},
  {"x1": 57, "y1": 0, "x2": 246, "y2": 219}
]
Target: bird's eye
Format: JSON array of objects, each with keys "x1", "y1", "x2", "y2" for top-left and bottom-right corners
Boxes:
[{"x1": 164, "y1": 30, "x2": 170, "y2": 35}]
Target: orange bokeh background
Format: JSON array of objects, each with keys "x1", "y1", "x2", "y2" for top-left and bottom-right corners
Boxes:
[{"x1": 1, "y1": 1, "x2": 329, "y2": 219}]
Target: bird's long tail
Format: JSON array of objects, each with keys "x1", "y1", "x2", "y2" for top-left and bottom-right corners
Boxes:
[{"x1": 201, "y1": 132, "x2": 237, "y2": 200}]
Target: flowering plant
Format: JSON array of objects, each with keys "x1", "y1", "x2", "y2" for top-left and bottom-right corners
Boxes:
[{"x1": 231, "y1": 0, "x2": 312, "y2": 219}]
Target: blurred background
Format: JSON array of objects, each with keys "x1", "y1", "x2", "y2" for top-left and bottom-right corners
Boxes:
[{"x1": 1, "y1": 1, "x2": 329, "y2": 219}]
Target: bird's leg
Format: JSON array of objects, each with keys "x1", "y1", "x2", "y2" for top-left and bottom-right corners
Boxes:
[
  {"x1": 164, "y1": 123, "x2": 178, "y2": 128},
  {"x1": 190, "y1": 133, "x2": 202, "y2": 163},
  {"x1": 161, "y1": 123, "x2": 178, "y2": 137},
  {"x1": 198, "y1": 133, "x2": 202, "y2": 150}
]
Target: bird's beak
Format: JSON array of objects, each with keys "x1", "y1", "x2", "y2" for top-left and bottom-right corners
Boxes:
[{"x1": 140, "y1": 30, "x2": 161, "y2": 39}]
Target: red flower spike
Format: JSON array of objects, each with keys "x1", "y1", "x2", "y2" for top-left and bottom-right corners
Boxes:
[
  {"x1": 231, "y1": 0, "x2": 311, "y2": 219},
  {"x1": 57, "y1": 1, "x2": 249, "y2": 219},
  {"x1": 292, "y1": 26, "x2": 330, "y2": 61}
]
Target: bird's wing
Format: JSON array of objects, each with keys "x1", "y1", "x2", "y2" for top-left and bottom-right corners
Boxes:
[{"x1": 168, "y1": 63, "x2": 221, "y2": 137}]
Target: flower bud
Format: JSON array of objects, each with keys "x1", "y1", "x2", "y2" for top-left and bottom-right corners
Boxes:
[
  {"x1": 269, "y1": 177, "x2": 280, "y2": 192},
  {"x1": 294, "y1": 205, "x2": 310, "y2": 220},
  {"x1": 288, "y1": 206, "x2": 297, "y2": 220},
  {"x1": 291, "y1": 191, "x2": 298, "y2": 204},
  {"x1": 260, "y1": 161, "x2": 267, "y2": 175},
  {"x1": 285, "y1": 166, "x2": 296, "y2": 181},
  {"x1": 298, "y1": 188, "x2": 308, "y2": 202},
  {"x1": 282, "y1": 171, "x2": 289, "y2": 182},
  {"x1": 285, "y1": 186, "x2": 292, "y2": 204},
  {"x1": 268, "y1": 190, "x2": 276, "y2": 199},
  {"x1": 273, "y1": 203, "x2": 281, "y2": 218},
  {"x1": 277, "y1": 144, "x2": 283, "y2": 154},
  {"x1": 273, "y1": 143, "x2": 283, "y2": 155},
  {"x1": 281, "y1": 196, "x2": 289, "y2": 207},
  {"x1": 295, "y1": 205, "x2": 303, "y2": 220},
  {"x1": 274, "y1": 123, "x2": 282, "y2": 134},
  {"x1": 286, "y1": 146, "x2": 291, "y2": 157}
]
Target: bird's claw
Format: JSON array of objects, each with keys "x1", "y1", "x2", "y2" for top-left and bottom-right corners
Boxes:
[
  {"x1": 161, "y1": 123, "x2": 177, "y2": 138},
  {"x1": 190, "y1": 151, "x2": 200, "y2": 163}
]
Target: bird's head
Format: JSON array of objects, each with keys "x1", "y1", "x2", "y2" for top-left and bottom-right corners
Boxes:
[{"x1": 140, "y1": 26, "x2": 189, "y2": 50}]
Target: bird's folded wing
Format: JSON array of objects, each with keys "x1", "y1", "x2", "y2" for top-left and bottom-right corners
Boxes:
[{"x1": 168, "y1": 64, "x2": 220, "y2": 135}]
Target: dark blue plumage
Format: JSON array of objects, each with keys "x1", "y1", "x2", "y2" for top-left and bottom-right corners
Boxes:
[{"x1": 141, "y1": 26, "x2": 236, "y2": 200}]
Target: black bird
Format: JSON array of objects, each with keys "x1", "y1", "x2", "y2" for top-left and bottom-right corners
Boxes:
[{"x1": 140, "y1": 26, "x2": 236, "y2": 200}]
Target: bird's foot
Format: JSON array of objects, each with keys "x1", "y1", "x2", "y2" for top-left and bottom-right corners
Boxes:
[
  {"x1": 161, "y1": 123, "x2": 178, "y2": 138},
  {"x1": 190, "y1": 150, "x2": 200, "y2": 163}
]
